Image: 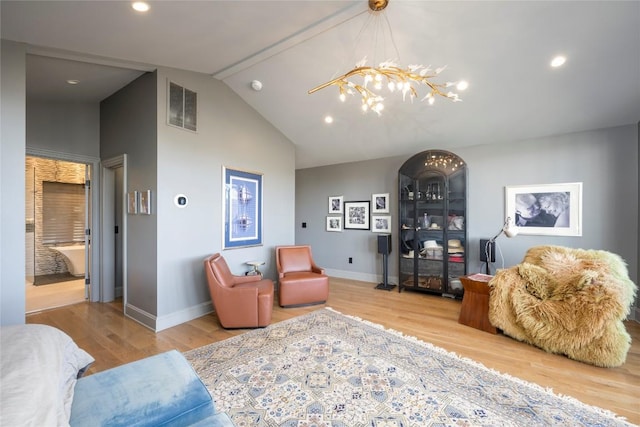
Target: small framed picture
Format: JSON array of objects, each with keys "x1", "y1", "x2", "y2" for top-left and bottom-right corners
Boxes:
[
  {"x1": 372, "y1": 193, "x2": 389, "y2": 213},
  {"x1": 326, "y1": 216, "x2": 342, "y2": 232},
  {"x1": 328, "y1": 195, "x2": 343, "y2": 214},
  {"x1": 372, "y1": 215, "x2": 391, "y2": 233},
  {"x1": 127, "y1": 191, "x2": 138, "y2": 215},
  {"x1": 344, "y1": 201, "x2": 370, "y2": 230},
  {"x1": 139, "y1": 190, "x2": 151, "y2": 215}
]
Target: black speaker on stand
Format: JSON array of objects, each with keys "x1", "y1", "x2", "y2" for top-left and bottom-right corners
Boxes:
[{"x1": 375, "y1": 234, "x2": 396, "y2": 291}]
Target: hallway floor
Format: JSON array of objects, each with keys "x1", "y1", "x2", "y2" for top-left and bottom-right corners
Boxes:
[{"x1": 26, "y1": 278, "x2": 85, "y2": 313}]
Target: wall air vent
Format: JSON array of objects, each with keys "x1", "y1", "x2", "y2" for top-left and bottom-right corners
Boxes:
[{"x1": 167, "y1": 80, "x2": 197, "y2": 132}]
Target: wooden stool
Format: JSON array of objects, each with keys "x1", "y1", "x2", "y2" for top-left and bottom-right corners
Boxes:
[{"x1": 458, "y1": 274, "x2": 497, "y2": 334}]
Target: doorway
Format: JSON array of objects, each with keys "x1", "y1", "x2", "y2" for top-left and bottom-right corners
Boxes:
[
  {"x1": 101, "y1": 155, "x2": 128, "y2": 307},
  {"x1": 25, "y1": 156, "x2": 90, "y2": 313}
]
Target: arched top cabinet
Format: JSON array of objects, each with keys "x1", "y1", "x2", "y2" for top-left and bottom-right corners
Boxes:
[{"x1": 398, "y1": 150, "x2": 467, "y2": 297}]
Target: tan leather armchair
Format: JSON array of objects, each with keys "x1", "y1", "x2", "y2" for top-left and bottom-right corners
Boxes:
[
  {"x1": 275, "y1": 245, "x2": 329, "y2": 307},
  {"x1": 204, "y1": 253, "x2": 274, "y2": 328}
]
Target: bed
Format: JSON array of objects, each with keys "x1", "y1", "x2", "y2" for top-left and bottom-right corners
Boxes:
[{"x1": 0, "y1": 323, "x2": 234, "y2": 426}]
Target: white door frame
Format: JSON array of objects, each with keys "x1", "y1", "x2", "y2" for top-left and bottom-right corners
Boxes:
[
  {"x1": 101, "y1": 154, "x2": 128, "y2": 307},
  {"x1": 25, "y1": 147, "x2": 102, "y2": 302}
]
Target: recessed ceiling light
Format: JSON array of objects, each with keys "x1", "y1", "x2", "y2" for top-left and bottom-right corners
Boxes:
[
  {"x1": 132, "y1": 2, "x2": 150, "y2": 12},
  {"x1": 551, "y1": 55, "x2": 566, "y2": 68},
  {"x1": 324, "y1": 116, "x2": 334, "y2": 124},
  {"x1": 66, "y1": 79, "x2": 80, "y2": 85}
]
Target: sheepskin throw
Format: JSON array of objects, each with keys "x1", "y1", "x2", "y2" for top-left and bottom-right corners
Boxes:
[{"x1": 488, "y1": 245, "x2": 637, "y2": 368}]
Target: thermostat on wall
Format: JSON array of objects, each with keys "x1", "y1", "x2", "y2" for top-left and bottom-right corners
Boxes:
[{"x1": 174, "y1": 194, "x2": 188, "y2": 208}]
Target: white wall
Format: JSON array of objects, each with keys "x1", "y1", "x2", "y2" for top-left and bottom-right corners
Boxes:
[
  {"x1": 296, "y1": 125, "x2": 639, "y2": 318},
  {"x1": 1, "y1": 40, "x2": 27, "y2": 325}
]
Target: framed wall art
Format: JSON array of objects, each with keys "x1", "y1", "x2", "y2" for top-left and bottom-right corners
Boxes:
[
  {"x1": 505, "y1": 182, "x2": 582, "y2": 236},
  {"x1": 326, "y1": 216, "x2": 342, "y2": 232},
  {"x1": 139, "y1": 190, "x2": 151, "y2": 215},
  {"x1": 372, "y1": 193, "x2": 389, "y2": 213},
  {"x1": 372, "y1": 215, "x2": 391, "y2": 233},
  {"x1": 328, "y1": 195, "x2": 343, "y2": 214},
  {"x1": 344, "y1": 201, "x2": 370, "y2": 230},
  {"x1": 223, "y1": 167, "x2": 263, "y2": 248},
  {"x1": 127, "y1": 191, "x2": 138, "y2": 215}
]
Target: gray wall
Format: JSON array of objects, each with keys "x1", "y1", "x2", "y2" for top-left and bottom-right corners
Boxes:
[
  {"x1": 296, "y1": 125, "x2": 639, "y2": 319},
  {"x1": 27, "y1": 100, "x2": 100, "y2": 158},
  {"x1": 101, "y1": 72, "x2": 159, "y2": 321},
  {"x1": 1, "y1": 40, "x2": 27, "y2": 325},
  {"x1": 101, "y1": 67, "x2": 296, "y2": 330},
  {"x1": 1, "y1": 46, "x2": 296, "y2": 329},
  {"x1": 296, "y1": 156, "x2": 405, "y2": 283},
  {"x1": 153, "y1": 67, "x2": 296, "y2": 329}
]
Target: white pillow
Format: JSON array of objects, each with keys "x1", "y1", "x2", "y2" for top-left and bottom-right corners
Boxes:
[{"x1": 0, "y1": 324, "x2": 94, "y2": 427}]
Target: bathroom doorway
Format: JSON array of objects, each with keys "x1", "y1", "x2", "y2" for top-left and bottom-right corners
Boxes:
[{"x1": 25, "y1": 156, "x2": 91, "y2": 313}]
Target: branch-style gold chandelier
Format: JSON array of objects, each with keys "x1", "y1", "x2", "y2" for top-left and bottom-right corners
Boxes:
[{"x1": 308, "y1": 0, "x2": 467, "y2": 115}]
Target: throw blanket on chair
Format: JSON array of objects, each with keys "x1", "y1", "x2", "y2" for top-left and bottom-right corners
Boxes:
[{"x1": 489, "y1": 245, "x2": 637, "y2": 367}]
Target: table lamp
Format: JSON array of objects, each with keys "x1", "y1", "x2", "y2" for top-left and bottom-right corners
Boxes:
[{"x1": 483, "y1": 217, "x2": 519, "y2": 274}]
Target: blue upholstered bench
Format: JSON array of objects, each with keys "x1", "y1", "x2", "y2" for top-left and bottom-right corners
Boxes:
[{"x1": 70, "y1": 350, "x2": 233, "y2": 426}]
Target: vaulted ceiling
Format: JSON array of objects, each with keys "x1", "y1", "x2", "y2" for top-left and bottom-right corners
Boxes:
[{"x1": 2, "y1": 1, "x2": 639, "y2": 169}]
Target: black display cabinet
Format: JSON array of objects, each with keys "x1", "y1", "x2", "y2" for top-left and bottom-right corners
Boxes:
[{"x1": 398, "y1": 150, "x2": 467, "y2": 297}]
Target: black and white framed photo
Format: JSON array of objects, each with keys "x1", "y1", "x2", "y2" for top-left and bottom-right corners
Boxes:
[
  {"x1": 326, "y1": 216, "x2": 342, "y2": 232},
  {"x1": 372, "y1": 215, "x2": 391, "y2": 233},
  {"x1": 328, "y1": 195, "x2": 343, "y2": 214},
  {"x1": 344, "y1": 201, "x2": 370, "y2": 230},
  {"x1": 505, "y1": 182, "x2": 582, "y2": 236},
  {"x1": 372, "y1": 193, "x2": 389, "y2": 213}
]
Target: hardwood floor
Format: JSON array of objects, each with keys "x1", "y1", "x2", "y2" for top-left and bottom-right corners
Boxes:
[
  {"x1": 27, "y1": 277, "x2": 640, "y2": 424},
  {"x1": 25, "y1": 278, "x2": 85, "y2": 313}
]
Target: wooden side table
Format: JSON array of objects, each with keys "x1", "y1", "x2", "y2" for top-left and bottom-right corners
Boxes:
[{"x1": 458, "y1": 274, "x2": 497, "y2": 334}]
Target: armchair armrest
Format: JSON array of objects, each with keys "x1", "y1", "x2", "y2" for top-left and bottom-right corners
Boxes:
[{"x1": 233, "y1": 274, "x2": 263, "y2": 285}]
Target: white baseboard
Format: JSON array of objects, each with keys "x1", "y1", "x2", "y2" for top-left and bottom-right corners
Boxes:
[
  {"x1": 324, "y1": 268, "x2": 398, "y2": 287},
  {"x1": 125, "y1": 301, "x2": 214, "y2": 332}
]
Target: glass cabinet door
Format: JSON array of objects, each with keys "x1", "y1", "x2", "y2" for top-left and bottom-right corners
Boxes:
[
  {"x1": 414, "y1": 172, "x2": 446, "y2": 292},
  {"x1": 445, "y1": 170, "x2": 466, "y2": 295},
  {"x1": 398, "y1": 150, "x2": 467, "y2": 297},
  {"x1": 399, "y1": 173, "x2": 416, "y2": 289}
]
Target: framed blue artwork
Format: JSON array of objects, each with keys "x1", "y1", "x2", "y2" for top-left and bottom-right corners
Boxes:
[{"x1": 223, "y1": 167, "x2": 263, "y2": 249}]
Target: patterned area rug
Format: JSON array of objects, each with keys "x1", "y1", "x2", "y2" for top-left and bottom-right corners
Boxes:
[{"x1": 184, "y1": 308, "x2": 631, "y2": 427}]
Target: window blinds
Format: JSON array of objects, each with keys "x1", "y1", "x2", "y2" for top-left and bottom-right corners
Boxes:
[{"x1": 42, "y1": 181, "x2": 85, "y2": 244}]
